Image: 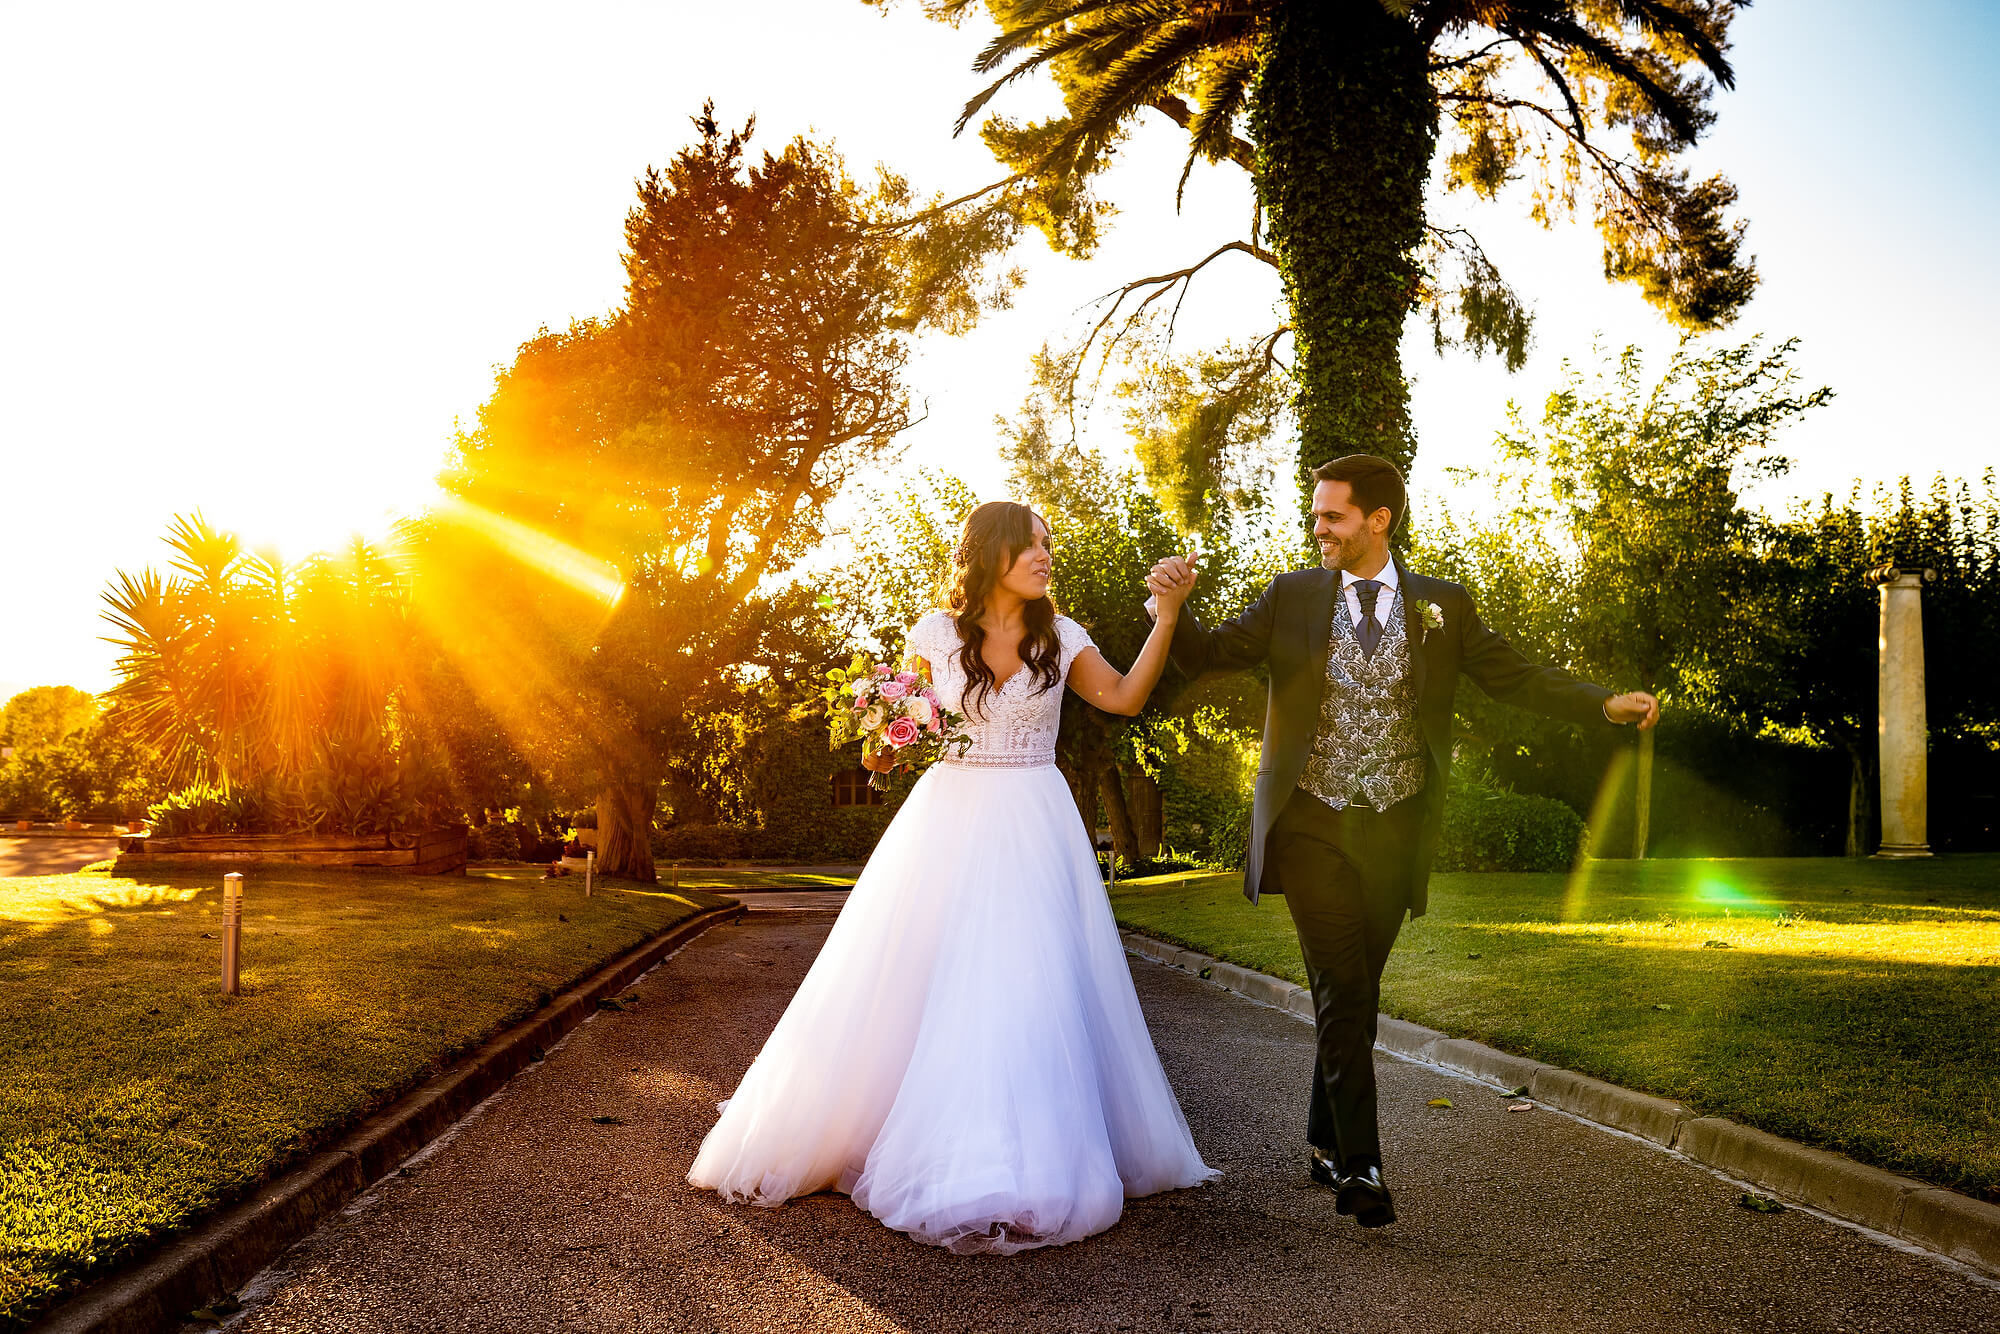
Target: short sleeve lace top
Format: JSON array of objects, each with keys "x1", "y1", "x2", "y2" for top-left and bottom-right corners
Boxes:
[{"x1": 905, "y1": 610, "x2": 1097, "y2": 769}]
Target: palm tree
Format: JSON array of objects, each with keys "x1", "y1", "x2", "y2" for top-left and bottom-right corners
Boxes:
[
  {"x1": 101, "y1": 515, "x2": 411, "y2": 791},
  {"x1": 909, "y1": 0, "x2": 1754, "y2": 483}
]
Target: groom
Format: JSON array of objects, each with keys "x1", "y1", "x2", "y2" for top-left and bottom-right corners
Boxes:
[{"x1": 1146, "y1": 454, "x2": 1658, "y2": 1228}]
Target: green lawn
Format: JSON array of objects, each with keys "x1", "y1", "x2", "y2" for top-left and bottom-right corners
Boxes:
[
  {"x1": 1110, "y1": 856, "x2": 2000, "y2": 1202},
  {"x1": 0, "y1": 864, "x2": 732, "y2": 1331}
]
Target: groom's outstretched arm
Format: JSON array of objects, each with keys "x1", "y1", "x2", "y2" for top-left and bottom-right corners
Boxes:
[
  {"x1": 1160, "y1": 577, "x2": 1280, "y2": 678},
  {"x1": 1454, "y1": 591, "x2": 1615, "y2": 729}
]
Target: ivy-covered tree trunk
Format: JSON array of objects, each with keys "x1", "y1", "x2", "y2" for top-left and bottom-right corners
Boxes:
[
  {"x1": 1250, "y1": 0, "x2": 1436, "y2": 485},
  {"x1": 596, "y1": 780, "x2": 658, "y2": 883}
]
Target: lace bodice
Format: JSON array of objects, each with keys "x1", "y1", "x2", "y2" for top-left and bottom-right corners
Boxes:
[{"x1": 904, "y1": 610, "x2": 1097, "y2": 769}]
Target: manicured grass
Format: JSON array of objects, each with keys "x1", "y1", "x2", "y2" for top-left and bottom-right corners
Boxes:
[
  {"x1": 0, "y1": 864, "x2": 732, "y2": 1330},
  {"x1": 1110, "y1": 856, "x2": 2000, "y2": 1201}
]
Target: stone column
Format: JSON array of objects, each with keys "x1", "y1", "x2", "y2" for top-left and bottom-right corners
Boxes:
[{"x1": 1871, "y1": 566, "x2": 1934, "y2": 858}]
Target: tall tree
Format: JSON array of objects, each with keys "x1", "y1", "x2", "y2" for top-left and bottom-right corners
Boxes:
[
  {"x1": 430, "y1": 108, "x2": 1012, "y2": 880},
  {"x1": 874, "y1": 0, "x2": 1756, "y2": 488},
  {"x1": 1421, "y1": 335, "x2": 1829, "y2": 851},
  {"x1": 0, "y1": 686, "x2": 98, "y2": 759}
]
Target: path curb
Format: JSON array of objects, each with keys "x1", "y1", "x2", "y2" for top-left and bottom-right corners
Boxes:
[
  {"x1": 1120, "y1": 930, "x2": 2000, "y2": 1280},
  {"x1": 33, "y1": 902, "x2": 747, "y2": 1334}
]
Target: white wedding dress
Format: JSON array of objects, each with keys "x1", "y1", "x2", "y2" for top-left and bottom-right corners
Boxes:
[{"x1": 687, "y1": 610, "x2": 1217, "y2": 1254}]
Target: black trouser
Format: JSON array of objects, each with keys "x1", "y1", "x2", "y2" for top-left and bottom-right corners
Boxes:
[{"x1": 1270, "y1": 785, "x2": 1422, "y2": 1167}]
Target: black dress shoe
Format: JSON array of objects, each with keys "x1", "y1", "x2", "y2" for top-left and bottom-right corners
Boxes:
[
  {"x1": 1335, "y1": 1163, "x2": 1397, "y2": 1228},
  {"x1": 1307, "y1": 1149, "x2": 1340, "y2": 1188}
]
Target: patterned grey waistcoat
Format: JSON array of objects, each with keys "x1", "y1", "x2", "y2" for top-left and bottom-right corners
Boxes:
[{"x1": 1296, "y1": 587, "x2": 1428, "y2": 812}]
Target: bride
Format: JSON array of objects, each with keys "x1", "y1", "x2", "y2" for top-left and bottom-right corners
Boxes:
[{"x1": 687, "y1": 500, "x2": 1216, "y2": 1254}]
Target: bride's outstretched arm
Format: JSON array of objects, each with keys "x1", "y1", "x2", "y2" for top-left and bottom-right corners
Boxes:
[{"x1": 1066, "y1": 571, "x2": 1193, "y2": 716}]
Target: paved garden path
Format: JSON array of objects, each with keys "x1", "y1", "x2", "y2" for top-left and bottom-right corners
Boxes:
[
  {"x1": 0, "y1": 834, "x2": 117, "y2": 876},
  {"x1": 220, "y1": 905, "x2": 2000, "y2": 1334}
]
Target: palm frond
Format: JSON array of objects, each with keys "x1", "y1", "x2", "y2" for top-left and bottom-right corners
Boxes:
[
  {"x1": 1061, "y1": 21, "x2": 1231, "y2": 163},
  {"x1": 1508, "y1": 10, "x2": 1705, "y2": 143},
  {"x1": 1179, "y1": 46, "x2": 1260, "y2": 202},
  {"x1": 969, "y1": 0, "x2": 1140, "y2": 74},
  {"x1": 957, "y1": 9, "x2": 1164, "y2": 134},
  {"x1": 1615, "y1": 0, "x2": 1734, "y2": 87}
]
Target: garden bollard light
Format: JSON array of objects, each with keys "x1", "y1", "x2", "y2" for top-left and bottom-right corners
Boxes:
[
  {"x1": 586, "y1": 849, "x2": 594, "y2": 898},
  {"x1": 221, "y1": 872, "x2": 243, "y2": 996}
]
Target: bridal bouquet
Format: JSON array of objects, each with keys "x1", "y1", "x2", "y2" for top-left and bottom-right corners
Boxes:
[{"x1": 822, "y1": 653, "x2": 971, "y2": 788}]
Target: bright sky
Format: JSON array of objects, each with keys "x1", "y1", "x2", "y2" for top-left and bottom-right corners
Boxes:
[{"x1": 3, "y1": 1, "x2": 1995, "y2": 702}]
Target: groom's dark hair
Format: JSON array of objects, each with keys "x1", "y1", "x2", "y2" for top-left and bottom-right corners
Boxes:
[{"x1": 1311, "y1": 454, "x2": 1406, "y2": 534}]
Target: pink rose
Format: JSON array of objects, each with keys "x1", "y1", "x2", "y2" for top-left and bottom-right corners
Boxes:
[
  {"x1": 875, "y1": 665, "x2": 893, "y2": 678},
  {"x1": 885, "y1": 716, "x2": 921, "y2": 748},
  {"x1": 879, "y1": 679, "x2": 909, "y2": 701},
  {"x1": 927, "y1": 717, "x2": 943, "y2": 735},
  {"x1": 895, "y1": 671, "x2": 919, "y2": 686}
]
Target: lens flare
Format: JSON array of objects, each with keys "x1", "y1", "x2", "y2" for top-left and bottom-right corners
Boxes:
[
  {"x1": 433, "y1": 494, "x2": 624, "y2": 606},
  {"x1": 1562, "y1": 747, "x2": 1636, "y2": 921}
]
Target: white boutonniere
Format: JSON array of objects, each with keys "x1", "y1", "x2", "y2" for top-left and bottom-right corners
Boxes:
[{"x1": 1411, "y1": 598, "x2": 1444, "y2": 635}]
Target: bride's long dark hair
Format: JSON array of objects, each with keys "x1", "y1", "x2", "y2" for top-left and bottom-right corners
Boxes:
[{"x1": 945, "y1": 501, "x2": 1063, "y2": 717}]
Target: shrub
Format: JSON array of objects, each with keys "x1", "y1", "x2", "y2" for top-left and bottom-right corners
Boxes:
[
  {"x1": 466, "y1": 822, "x2": 529, "y2": 861},
  {"x1": 1207, "y1": 799, "x2": 1254, "y2": 871},
  {"x1": 1114, "y1": 850, "x2": 1205, "y2": 878},
  {"x1": 652, "y1": 824, "x2": 751, "y2": 861},
  {"x1": 1436, "y1": 778, "x2": 1586, "y2": 873},
  {"x1": 147, "y1": 782, "x2": 230, "y2": 837}
]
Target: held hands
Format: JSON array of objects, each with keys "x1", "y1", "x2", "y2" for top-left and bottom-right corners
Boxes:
[
  {"x1": 1605, "y1": 691, "x2": 1661, "y2": 730},
  {"x1": 1144, "y1": 554, "x2": 1199, "y2": 618}
]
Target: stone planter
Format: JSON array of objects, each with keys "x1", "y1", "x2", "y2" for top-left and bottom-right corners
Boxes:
[
  {"x1": 13, "y1": 820, "x2": 29, "y2": 832},
  {"x1": 115, "y1": 827, "x2": 470, "y2": 875},
  {"x1": 63, "y1": 820, "x2": 83, "y2": 831}
]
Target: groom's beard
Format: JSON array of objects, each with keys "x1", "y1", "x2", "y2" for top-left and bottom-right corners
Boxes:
[{"x1": 1318, "y1": 534, "x2": 1384, "y2": 574}]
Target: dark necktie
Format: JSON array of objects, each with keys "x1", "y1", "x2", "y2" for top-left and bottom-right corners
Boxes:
[{"x1": 1353, "y1": 579, "x2": 1383, "y2": 657}]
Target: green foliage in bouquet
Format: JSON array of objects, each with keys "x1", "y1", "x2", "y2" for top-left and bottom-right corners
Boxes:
[{"x1": 820, "y1": 652, "x2": 971, "y2": 778}]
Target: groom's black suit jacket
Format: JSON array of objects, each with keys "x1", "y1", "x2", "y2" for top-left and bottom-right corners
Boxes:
[{"x1": 1167, "y1": 556, "x2": 1616, "y2": 917}]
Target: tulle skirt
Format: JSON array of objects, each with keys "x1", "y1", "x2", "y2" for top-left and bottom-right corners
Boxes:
[{"x1": 685, "y1": 760, "x2": 1218, "y2": 1254}]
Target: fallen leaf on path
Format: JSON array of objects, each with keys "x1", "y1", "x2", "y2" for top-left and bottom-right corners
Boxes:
[
  {"x1": 1507, "y1": 1102, "x2": 1533, "y2": 1112},
  {"x1": 1739, "y1": 1192, "x2": 1786, "y2": 1213},
  {"x1": 596, "y1": 998, "x2": 626, "y2": 1012},
  {"x1": 1502, "y1": 1085, "x2": 1529, "y2": 1097},
  {"x1": 1427, "y1": 1097, "x2": 1454, "y2": 1108}
]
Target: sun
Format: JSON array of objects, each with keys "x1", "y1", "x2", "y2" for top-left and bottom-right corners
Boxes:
[{"x1": 216, "y1": 479, "x2": 443, "y2": 566}]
